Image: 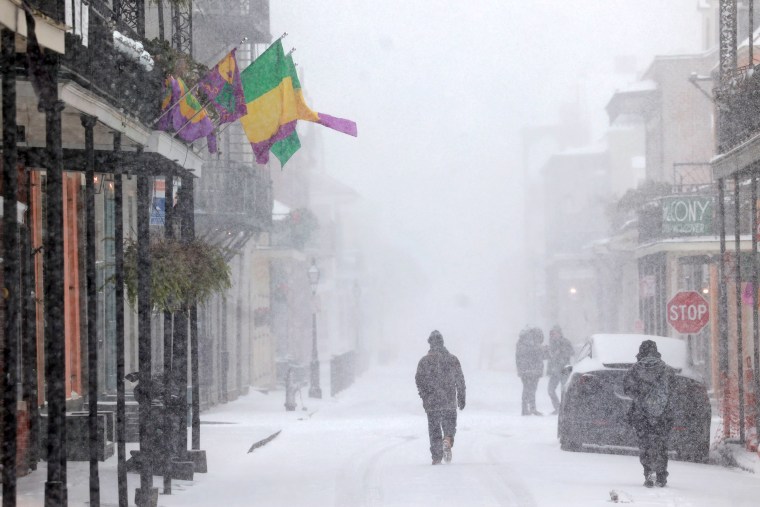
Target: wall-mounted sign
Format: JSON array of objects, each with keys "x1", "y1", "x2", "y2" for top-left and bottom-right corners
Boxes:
[{"x1": 661, "y1": 196, "x2": 713, "y2": 236}]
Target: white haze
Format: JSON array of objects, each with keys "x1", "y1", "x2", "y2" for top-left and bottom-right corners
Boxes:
[{"x1": 270, "y1": 0, "x2": 702, "y2": 364}]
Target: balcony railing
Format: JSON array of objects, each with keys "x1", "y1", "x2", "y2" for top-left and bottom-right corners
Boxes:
[
  {"x1": 715, "y1": 65, "x2": 760, "y2": 154},
  {"x1": 195, "y1": 159, "x2": 273, "y2": 235},
  {"x1": 58, "y1": 0, "x2": 162, "y2": 126}
]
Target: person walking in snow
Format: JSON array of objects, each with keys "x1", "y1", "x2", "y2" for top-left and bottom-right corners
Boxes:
[
  {"x1": 516, "y1": 327, "x2": 545, "y2": 416},
  {"x1": 546, "y1": 325, "x2": 575, "y2": 414},
  {"x1": 415, "y1": 330, "x2": 466, "y2": 465},
  {"x1": 623, "y1": 340, "x2": 676, "y2": 488}
]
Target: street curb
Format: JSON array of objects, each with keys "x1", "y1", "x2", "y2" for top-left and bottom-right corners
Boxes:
[{"x1": 247, "y1": 430, "x2": 282, "y2": 453}]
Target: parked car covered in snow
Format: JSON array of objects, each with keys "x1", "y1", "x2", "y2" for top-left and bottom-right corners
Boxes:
[{"x1": 558, "y1": 333, "x2": 711, "y2": 462}]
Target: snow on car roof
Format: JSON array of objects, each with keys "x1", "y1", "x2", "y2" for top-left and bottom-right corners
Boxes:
[{"x1": 591, "y1": 333, "x2": 687, "y2": 370}]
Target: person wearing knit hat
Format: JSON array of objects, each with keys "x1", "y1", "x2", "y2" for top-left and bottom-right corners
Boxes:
[
  {"x1": 415, "y1": 330, "x2": 466, "y2": 465},
  {"x1": 623, "y1": 339, "x2": 676, "y2": 488}
]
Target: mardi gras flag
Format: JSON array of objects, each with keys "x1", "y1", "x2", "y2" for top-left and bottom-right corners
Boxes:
[
  {"x1": 271, "y1": 130, "x2": 301, "y2": 167},
  {"x1": 198, "y1": 49, "x2": 247, "y2": 124},
  {"x1": 172, "y1": 77, "x2": 217, "y2": 152},
  {"x1": 156, "y1": 76, "x2": 217, "y2": 153},
  {"x1": 239, "y1": 39, "x2": 294, "y2": 164},
  {"x1": 239, "y1": 40, "x2": 357, "y2": 165},
  {"x1": 156, "y1": 76, "x2": 176, "y2": 132},
  {"x1": 283, "y1": 52, "x2": 357, "y2": 137},
  {"x1": 269, "y1": 53, "x2": 358, "y2": 167}
]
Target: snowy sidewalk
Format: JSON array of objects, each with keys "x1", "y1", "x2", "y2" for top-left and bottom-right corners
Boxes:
[{"x1": 11, "y1": 379, "x2": 335, "y2": 506}]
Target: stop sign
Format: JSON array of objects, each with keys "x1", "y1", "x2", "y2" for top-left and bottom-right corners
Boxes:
[{"x1": 666, "y1": 291, "x2": 710, "y2": 334}]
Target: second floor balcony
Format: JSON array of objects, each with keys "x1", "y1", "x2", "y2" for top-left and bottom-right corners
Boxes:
[{"x1": 195, "y1": 159, "x2": 273, "y2": 254}]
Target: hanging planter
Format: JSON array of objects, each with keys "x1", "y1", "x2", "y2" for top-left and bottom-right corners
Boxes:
[
  {"x1": 287, "y1": 208, "x2": 319, "y2": 249},
  {"x1": 124, "y1": 238, "x2": 232, "y2": 314}
]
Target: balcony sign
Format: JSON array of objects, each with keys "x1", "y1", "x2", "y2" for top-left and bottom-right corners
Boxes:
[{"x1": 661, "y1": 196, "x2": 713, "y2": 236}]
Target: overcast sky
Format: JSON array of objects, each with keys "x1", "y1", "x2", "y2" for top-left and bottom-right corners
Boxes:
[{"x1": 269, "y1": 0, "x2": 703, "y2": 351}]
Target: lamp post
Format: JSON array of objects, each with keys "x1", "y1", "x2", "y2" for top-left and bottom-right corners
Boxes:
[{"x1": 308, "y1": 259, "x2": 322, "y2": 398}]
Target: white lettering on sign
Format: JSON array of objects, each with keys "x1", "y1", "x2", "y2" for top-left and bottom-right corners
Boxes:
[
  {"x1": 668, "y1": 303, "x2": 708, "y2": 321},
  {"x1": 663, "y1": 199, "x2": 711, "y2": 223}
]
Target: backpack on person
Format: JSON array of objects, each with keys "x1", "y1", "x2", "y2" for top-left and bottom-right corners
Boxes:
[{"x1": 641, "y1": 378, "x2": 669, "y2": 419}]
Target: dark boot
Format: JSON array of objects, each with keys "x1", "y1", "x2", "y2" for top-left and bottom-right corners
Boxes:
[
  {"x1": 643, "y1": 472, "x2": 655, "y2": 488},
  {"x1": 655, "y1": 472, "x2": 668, "y2": 487}
]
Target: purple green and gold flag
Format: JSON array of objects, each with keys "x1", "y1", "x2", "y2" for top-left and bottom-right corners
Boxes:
[
  {"x1": 268, "y1": 53, "x2": 357, "y2": 168},
  {"x1": 156, "y1": 76, "x2": 175, "y2": 131},
  {"x1": 198, "y1": 49, "x2": 247, "y2": 124},
  {"x1": 239, "y1": 40, "x2": 357, "y2": 166},
  {"x1": 170, "y1": 77, "x2": 218, "y2": 153}
]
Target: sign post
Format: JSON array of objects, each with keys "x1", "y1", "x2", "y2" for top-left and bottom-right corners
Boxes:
[{"x1": 666, "y1": 291, "x2": 710, "y2": 334}]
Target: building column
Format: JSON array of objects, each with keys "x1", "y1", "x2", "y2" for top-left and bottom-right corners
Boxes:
[
  {"x1": 135, "y1": 156, "x2": 157, "y2": 507},
  {"x1": 717, "y1": 178, "x2": 730, "y2": 437},
  {"x1": 2, "y1": 26, "x2": 20, "y2": 507},
  {"x1": 733, "y1": 174, "x2": 745, "y2": 443},
  {"x1": 81, "y1": 113, "x2": 101, "y2": 506},
  {"x1": 112, "y1": 133, "x2": 129, "y2": 507}
]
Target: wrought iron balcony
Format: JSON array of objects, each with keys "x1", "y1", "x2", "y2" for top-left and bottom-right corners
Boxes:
[
  {"x1": 195, "y1": 159, "x2": 273, "y2": 254},
  {"x1": 715, "y1": 65, "x2": 760, "y2": 155},
  {"x1": 57, "y1": 1, "x2": 162, "y2": 126}
]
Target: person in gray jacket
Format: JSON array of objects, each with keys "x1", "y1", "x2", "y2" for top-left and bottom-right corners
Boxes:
[
  {"x1": 623, "y1": 340, "x2": 676, "y2": 488},
  {"x1": 516, "y1": 327, "x2": 545, "y2": 416},
  {"x1": 415, "y1": 330, "x2": 466, "y2": 465}
]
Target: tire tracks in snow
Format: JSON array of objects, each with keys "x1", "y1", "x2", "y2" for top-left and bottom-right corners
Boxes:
[
  {"x1": 334, "y1": 434, "x2": 417, "y2": 507},
  {"x1": 474, "y1": 431, "x2": 538, "y2": 507}
]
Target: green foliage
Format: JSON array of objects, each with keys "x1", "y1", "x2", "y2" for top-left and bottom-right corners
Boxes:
[
  {"x1": 144, "y1": 37, "x2": 209, "y2": 83},
  {"x1": 124, "y1": 238, "x2": 232, "y2": 314}
]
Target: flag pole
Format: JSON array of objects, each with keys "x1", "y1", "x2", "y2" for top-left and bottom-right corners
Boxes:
[
  {"x1": 193, "y1": 120, "x2": 238, "y2": 154},
  {"x1": 150, "y1": 79, "x2": 202, "y2": 128},
  {"x1": 170, "y1": 95, "x2": 217, "y2": 142}
]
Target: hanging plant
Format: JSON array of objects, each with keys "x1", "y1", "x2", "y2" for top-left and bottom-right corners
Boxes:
[
  {"x1": 124, "y1": 238, "x2": 232, "y2": 313},
  {"x1": 287, "y1": 208, "x2": 319, "y2": 249}
]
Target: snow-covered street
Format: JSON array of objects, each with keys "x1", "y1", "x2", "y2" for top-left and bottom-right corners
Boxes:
[
  {"x1": 21, "y1": 361, "x2": 758, "y2": 507},
  {"x1": 179, "y1": 364, "x2": 760, "y2": 507},
  {"x1": 11, "y1": 362, "x2": 760, "y2": 507}
]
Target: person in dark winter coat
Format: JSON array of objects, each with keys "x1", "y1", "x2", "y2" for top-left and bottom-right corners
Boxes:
[
  {"x1": 415, "y1": 330, "x2": 466, "y2": 465},
  {"x1": 546, "y1": 325, "x2": 575, "y2": 414},
  {"x1": 623, "y1": 340, "x2": 676, "y2": 488},
  {"x1": 515, "y1": 327, "x2": 545, "y2": 416}
]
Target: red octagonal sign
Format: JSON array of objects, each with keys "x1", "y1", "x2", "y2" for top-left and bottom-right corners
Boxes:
[{"x1": 667, "y1": 291, "x2": 710, "y2": 334}]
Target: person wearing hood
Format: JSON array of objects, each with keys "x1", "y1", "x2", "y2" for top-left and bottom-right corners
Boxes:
[
  {"x1": 546, "y1": 325, "x2": 575, "y2": 414},
  {"x1": 623, "y1": 340, "x2": 676, "y2": 488},
  {"x1": 515, "y1": 327, "x2": 545, "y2": 416},
  {"x1": 415, "y1": 330, "x2": 466, "y2": 465}
]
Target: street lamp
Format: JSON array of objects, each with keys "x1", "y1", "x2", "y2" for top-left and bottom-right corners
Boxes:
[{"x1": 307, "y1": 259, "x2": 322, "y2": 398}]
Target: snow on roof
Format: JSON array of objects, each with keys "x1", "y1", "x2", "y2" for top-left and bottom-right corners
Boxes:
[
  {"x1": 618, "y1": 79, "x2": 657, "y2": 93},
  {"x1": 591, "y1": 333, "x2": 687, "y2": 370}
]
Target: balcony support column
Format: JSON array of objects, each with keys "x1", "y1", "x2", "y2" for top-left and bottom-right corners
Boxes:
[
  {"x1": 751, "y1": 173, "x2": 760, "y2": 445},
  {"x1": 718, "y1": 178, "x2": 731, "y2": 438},
  {"x1": 2, "y1": 26, "x2": 20, "y2": 507},
  {"x1": 81, "y1": 112, "x2": 100, "y2": 507}
]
